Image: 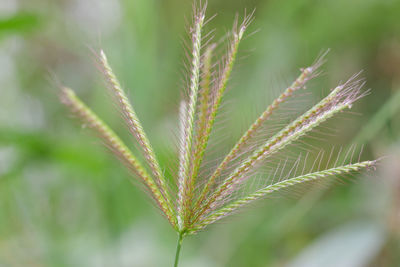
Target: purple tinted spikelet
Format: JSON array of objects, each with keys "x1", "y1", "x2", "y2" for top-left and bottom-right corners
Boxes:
[
  {"x1": 177, "y1": 100, "x2": 188, "y2": 229},
  {"x1": 60, "y1": 5, "x2": 377, "y2": 263},
  {"x1": 191, "y1": 44, "x2": 215, "y2": 189},
  {"x1": 178, "y1": 5, "x2": 206, "y2": 230}
]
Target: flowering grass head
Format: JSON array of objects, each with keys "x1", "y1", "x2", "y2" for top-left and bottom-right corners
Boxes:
[{"x1": 60, "y1": 3, "x2": 377, "y2": 266}]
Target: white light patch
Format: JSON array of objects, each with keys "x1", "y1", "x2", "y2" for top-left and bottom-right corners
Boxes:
[
  {"x1": 0, "y1": 0, "x2": 18, "y2": 16},
  {"x1": 66, "y1": 0, "x2": 122, "y2": 37}
]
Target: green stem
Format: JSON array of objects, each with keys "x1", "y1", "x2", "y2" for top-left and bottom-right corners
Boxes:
[{"x1": 174, "y1": 232, "x2": 184, "y2": 267}]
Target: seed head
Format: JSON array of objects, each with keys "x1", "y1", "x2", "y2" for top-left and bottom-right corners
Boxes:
[{"x1": 61, "y1": 4, "x2": 376, "y2": 237}]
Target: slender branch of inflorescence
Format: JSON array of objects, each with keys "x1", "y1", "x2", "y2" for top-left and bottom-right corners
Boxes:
[
  {"x1": 177, "y1": 100, "x2": 188, "y2": 229},
  {"x1": 178, "y1": 7, "x2": 205, "y2": 230},
  {"x1": 98, "y1": 50, "x2": 175, "y2": 221},
  {"x1": 190, "y1": 44, "x2": 216, "y2": 191},
  {"x1": 60, "y1": 87, "x2": 176, "y2": 228},
  {"x1": 189, "y1": 160, "x2": 376, "y2": 233}
]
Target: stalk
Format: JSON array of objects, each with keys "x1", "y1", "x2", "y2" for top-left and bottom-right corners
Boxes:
[{"x1": 174, "y1": 232, "x2": 184, "y2": 267}]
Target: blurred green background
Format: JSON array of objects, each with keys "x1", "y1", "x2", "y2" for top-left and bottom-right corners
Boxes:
[{"x1": 1, "y1": 0, "x2": 400, "y2": 266}]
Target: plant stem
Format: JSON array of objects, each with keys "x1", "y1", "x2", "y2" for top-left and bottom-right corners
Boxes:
[{"x1": 174, "y1": 232, "x2": 184, "y2": 267}]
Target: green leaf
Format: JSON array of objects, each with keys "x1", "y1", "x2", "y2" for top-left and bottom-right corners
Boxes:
[{"x1": 0, "y1": 13, "x2": 41, "y2": 37}]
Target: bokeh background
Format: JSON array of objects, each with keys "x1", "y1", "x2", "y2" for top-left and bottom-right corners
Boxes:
[{"x1": 1, "y1": 0, "x2": 400, "y2": 266}]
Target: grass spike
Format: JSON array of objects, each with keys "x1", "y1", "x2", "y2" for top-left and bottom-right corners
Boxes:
[
  {"x1": 177, "y1": 100, "x2": 188, "y2": 229},
  {"x1": 190, "y1": 44, "x2": 216, "y2": 193},
  {"x1": 178, "y1": 5, "x2": 206, "y2": 230},
  {"x1": 98, "y1": 50, "x2": 174, "y2": 215},
  {"x1": 190, "y1": 160, "x2": 377, "y2": 233}
]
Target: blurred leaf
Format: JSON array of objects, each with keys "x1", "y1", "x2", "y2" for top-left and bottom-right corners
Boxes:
[
  {"x1": 0, "y1": 12, "x2": 41, "y2": 37},
  {"x1": 287, "y1": 222, "x2": 386, "y2": 267},
  {"x1": 355, "y1": 88, "x2": 400, "y2": 143}
]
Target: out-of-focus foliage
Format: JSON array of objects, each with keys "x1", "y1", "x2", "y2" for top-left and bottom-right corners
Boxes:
[
  {"x1": 0, "y1": 12, "x2": 41, "y2": 38},
  {"x1": 0, "y1": 0, "x2": 399, "y2": 266}
]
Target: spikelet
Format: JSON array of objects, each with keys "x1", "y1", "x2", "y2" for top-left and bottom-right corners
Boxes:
[
  {"x1": 177, "y1": 5, "x2": 206, "y2": 230},
  {"x1": 191, "y1": 44, "x2": 215, "y2": 191}
]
